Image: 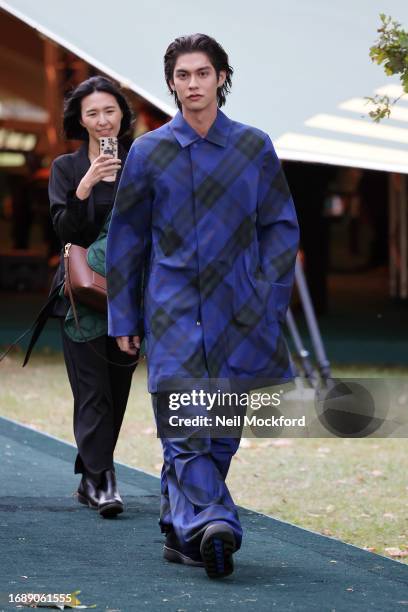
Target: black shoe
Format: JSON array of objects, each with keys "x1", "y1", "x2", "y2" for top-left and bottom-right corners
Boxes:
[
  {"x1": 163, "y1": 530, "x2": 204, "y2": 567},
  {"x1": 200, "y1": 523, "x2": 236, "y2": 579},
  {"x1": 77, "y1": 475, "x2": 100, "y2": 509},
  {"x1": 97, "y1": 469, "x2": 124, "y2": 518}
]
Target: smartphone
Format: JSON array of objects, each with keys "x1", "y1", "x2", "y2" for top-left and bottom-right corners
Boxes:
[{"x1": 99, "y1": 136, "x2": 118, "y2": 182}]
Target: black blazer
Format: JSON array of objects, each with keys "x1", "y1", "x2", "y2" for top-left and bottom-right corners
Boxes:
[{"x1": 49, "y1": 141, "x2": 128, "y2": 316}]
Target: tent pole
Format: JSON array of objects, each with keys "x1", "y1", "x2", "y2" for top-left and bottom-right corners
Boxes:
[
  {"x1": 285, "y1": 307, "x2": 319, "y2": 388},
  {"x1": 388, "y1": 173, "x2": 398, "y2": 299},
  {"x1": 400, "y1": 174, "x2": 407, "y2": 299},
  {"x1": 294, "y1": 255, "x2": 331, "y2": 384}
]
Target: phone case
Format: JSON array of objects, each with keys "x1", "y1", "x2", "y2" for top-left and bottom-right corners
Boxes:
[
  {"x1": 99, "y1": 137, "x2": 118, "y2": 182},
  {"x1": 99, "y1": 136, "x2": 118, "y2": 158}
]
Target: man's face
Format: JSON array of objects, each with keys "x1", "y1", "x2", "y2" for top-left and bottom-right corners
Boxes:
[{"x1": 170, "y1": 52, "x2": 226, "y2": 113}]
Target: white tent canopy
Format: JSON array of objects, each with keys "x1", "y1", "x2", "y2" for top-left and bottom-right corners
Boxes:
[{"x1": 2, "y1": 0, "x2": 408, "y2": 172}]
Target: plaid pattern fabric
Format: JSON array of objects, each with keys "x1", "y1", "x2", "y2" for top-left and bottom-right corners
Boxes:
[
  {"x1": 107, "y1": 110, "x2": 299, "y2": 392},
  {"x1": 152, "y1": 393, "x2": 243, "y2": 552}
]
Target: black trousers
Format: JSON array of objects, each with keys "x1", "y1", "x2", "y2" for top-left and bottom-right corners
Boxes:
[{"x1": 60, "y1": 323, "x2": 137, "y2": 484}]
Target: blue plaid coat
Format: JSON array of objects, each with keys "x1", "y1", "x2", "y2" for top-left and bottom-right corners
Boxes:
[{"x1": 106, "y1": 110, "x2": 299, "y2": 392}]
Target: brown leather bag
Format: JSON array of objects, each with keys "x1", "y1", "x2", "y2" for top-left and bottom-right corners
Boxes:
[
  {"x1": 63, "y1": 243, "x2": 139, "y2": 368},
  {"x1": 63, "y1": 243, "x2": 107, "y2": 313},
  {"x1": 0, "y1": 242, "x2": 138, "y2": 369}
]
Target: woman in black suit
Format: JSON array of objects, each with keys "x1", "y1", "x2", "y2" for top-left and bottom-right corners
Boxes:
[{"x1": 49, "y1": 76, "x2": 137, "y2": 518}]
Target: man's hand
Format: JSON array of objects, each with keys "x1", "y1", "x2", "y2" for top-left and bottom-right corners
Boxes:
[{"x1": 116, "y1": 336, "x2": 140, "y2": 356}]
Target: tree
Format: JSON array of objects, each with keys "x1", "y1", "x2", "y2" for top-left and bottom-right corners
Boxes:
[{"x1": 367, "y1": 14, "x2": 408, "y2": 122}]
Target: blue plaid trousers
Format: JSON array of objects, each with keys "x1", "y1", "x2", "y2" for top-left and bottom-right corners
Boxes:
[{"x1": 152, "y1": 393, "x2": 243, "y2": 557}]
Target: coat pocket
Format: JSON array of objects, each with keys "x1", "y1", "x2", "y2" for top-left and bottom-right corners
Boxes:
[{"x1": 266, "y1": 283, "x2": 293, "y2": 324}]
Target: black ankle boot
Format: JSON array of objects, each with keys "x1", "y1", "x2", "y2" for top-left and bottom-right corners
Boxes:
[
  {"x1": 97, "y1": 469, "x2": 123, "y2": 518},
  {"x1": 77, "y1": 475, "x2": 100, "y2": 509},
  {"x1": 163, "y1": 529, "x2": 204, "y2": 567}
]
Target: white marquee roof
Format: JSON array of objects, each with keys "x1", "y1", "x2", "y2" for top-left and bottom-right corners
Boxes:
[{"x1": 2, "y1": 0, "x2": 408, "y2": 172}]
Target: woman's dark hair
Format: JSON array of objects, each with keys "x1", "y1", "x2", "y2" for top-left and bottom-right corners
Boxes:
[
  {"x1": 63, "y1": 76, "x2": 133, "y2": 140},
  {"x1": 164, "y1": 33, "x2": 233, "y2": 110}
]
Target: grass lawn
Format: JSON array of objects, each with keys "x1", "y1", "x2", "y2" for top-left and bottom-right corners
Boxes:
[{"x1": 1, "y1": 351, "x2": 408, "y2": 564}]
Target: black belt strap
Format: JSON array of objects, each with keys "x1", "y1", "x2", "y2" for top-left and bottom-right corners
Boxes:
[{"x1": 0, "y1": 281, "x2": 64, "y2": 367}]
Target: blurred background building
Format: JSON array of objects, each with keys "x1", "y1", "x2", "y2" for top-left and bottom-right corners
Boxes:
[{"x1": 1, "y1": 0, "x2": 408, "y2": 365}]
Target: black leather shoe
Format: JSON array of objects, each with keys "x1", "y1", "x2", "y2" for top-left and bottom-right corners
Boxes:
[
  {"x1": 97, "y1": 469, "x2": 123, "y2": 518},
  {"x1": 200, "y1": 523, "x2": 236, "y2": 579},
  {"x1": 77, "y1": 475, "x2": 100, "y2": 509},
  {"x1": 163, "y1": 530, "x2": 204, "y2": 567}
]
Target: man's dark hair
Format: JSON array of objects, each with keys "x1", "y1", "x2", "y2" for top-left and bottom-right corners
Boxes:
[
  {"x1": 164, "y1": 33, "x2": 233, "y2": 110},
  {"x1": 63, "y1": 76, "x2": 133, "y2": 140}
]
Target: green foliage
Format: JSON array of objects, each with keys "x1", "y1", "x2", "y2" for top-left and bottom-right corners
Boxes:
[{"x1": 367, "y1": 14, "x2": 408, "y2": 122}]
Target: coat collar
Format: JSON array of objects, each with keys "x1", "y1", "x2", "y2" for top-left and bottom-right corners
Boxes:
[
  {"x1": 170, "y1": 109, "x2": 232, "y2": 148},
  {"x1": 73, "y1": 143, "x2": 91, "y2": 175}
]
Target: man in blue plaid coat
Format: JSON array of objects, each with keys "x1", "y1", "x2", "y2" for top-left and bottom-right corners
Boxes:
[{"x1": 106, "y1": 34, "x2": 299, "y2": 578}]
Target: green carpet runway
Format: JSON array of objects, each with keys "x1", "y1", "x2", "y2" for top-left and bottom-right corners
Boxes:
[{"x1": 1, "y1": 416, "x2": 408, "y2": 611}]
